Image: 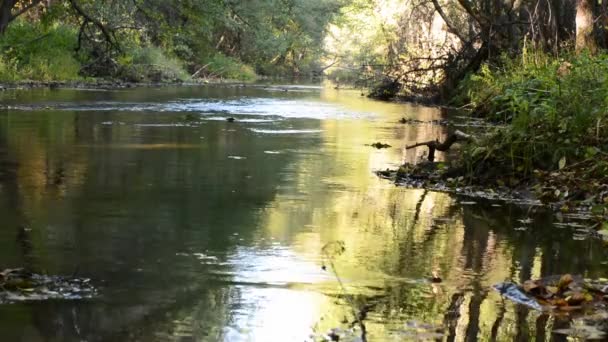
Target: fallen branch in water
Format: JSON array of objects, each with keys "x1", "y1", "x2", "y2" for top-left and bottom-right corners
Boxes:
[{"x1": 406, "y1": 130, "x2": 476, "y2": 162}]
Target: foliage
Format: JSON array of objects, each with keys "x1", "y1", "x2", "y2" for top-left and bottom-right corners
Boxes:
[
  {"x1": 0, "y1": 0, "x2": 347, "y2": 82},
  {"x1": 204, "y1": 53, "x2": 256, "y2": 81},
  {"x1": 0, "y1": 21, "x2": 80, "y2": 81},
  {"x1": 117, "y1": 45, "x2": 189, "y2": 82},
  {"x1": 457, "y1": 51, "x2": 608, "y2": 179}
]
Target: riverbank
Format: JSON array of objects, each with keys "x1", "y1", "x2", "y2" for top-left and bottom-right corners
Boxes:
[{"x1": 383, "y1": 51, "x2": 608, "y2": 228}]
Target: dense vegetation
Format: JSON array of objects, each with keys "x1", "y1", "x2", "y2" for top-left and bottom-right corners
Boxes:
[
  {"x1": 0, "y1": 0, "x2": 343, "y2": 82},
  {"x1": 452, "y1": 51, "x2": 608, "y2": 208}
]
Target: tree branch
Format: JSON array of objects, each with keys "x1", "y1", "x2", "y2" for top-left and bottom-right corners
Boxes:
[
  {"x1": 69, "y1": 0, "x2": 119, "y2": 52},
  {"x1": 431, "y1": 0, "x2": 467, "y2": 42}
]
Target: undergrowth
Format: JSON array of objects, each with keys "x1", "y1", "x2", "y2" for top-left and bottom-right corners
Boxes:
[
  {"x1": 455, "y1": 50, "x2": 608, "y2": 207},
  {"x1": 0, "y1": 21, "x2": 81, "y2": 81},
  {"x1": 118, "y1": 45, "x2": 190, "y2": 82},
  {"x1": 203, "y1": 53, "x2": 257, "y2": 81},
  {"x1": 0, "y1": 21, "x2": 257, "y2": 83}
]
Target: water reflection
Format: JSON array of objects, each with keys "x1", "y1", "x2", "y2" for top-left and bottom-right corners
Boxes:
[{"x1": 0, "y1": 86, "x2": 606, "y2": 341}]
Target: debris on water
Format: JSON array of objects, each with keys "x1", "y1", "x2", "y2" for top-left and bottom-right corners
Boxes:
[
  {"x1": 0, "y1": 268, "x2": 97, "y2": 303},
  {"x1": 494, "y1": 274, "x2": 608, "y2": 313},
  {"x1": 226, "y1": 117, "x2": 235, "y2": 122},
  {"x1": 369, "y1": 142, "x2": 391, "y2": 149},
  {"x1": 493, "y1": 282, "x2": 545, "y2": 311},
  {"x1": 398, "y1": 117, "x2": 448, "y2": 126}
]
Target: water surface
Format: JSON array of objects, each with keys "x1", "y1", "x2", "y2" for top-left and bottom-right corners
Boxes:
[{"x1": 0, "y1": 84, "x2": 606, "y2": 341}]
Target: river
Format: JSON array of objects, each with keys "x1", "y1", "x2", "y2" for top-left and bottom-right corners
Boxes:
[{"x1": 0, "y1": 84, "x2": 606, "y2": 341}]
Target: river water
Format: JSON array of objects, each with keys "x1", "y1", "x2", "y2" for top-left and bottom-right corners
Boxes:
[{"x1": 0, "y1": 84, "x2": 606, "y2": 341}]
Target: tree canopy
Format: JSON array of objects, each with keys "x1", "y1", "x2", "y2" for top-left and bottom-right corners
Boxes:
[{"x1": 0, "y1": 0, "x2": 606, "y2": 86}]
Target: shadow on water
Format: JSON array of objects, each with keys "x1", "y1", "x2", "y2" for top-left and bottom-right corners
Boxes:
[{"x1": 0, "y1": 85, "x2": 606, "y2": 341}]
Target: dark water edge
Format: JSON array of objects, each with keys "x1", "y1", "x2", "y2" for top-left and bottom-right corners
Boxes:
[{"x1": 0, "y1": 85, "x2": 606, "y2": 341}]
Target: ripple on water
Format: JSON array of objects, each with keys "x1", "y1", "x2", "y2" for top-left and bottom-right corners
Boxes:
[{"x1": 9, "y1": 97, "x2": 372, "y2": 120}]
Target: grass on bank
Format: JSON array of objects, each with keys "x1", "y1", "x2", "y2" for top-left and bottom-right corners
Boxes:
[{"x1": 454, "y1": 50, "x2": 608, "y2": 205}]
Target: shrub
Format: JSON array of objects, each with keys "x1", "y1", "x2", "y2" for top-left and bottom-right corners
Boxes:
[
  {"x1": 0, "y1": 21, "x2": 81, "y2": 81},
  {"x1": 204, "y1": 53, "x2": 257, "y2": 81},
  {"x1": 457, "y1": 50, "x2": 608, "y2": 177},
  {"x1": 118, "y1": 45, "x2": 190, "y2": 82}
]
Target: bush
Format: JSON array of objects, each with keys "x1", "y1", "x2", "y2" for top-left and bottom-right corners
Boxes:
[
  {"x1": 118, "y1": 45, "x2": 190, "y2": 82},
  {"x1": 0, "y1": 21, "x2": 81, "y2": 81},
  {"x1": 204, "y1": 53, "x2": 257, "y2": 81},
  {"x1": 457, "y1": 50, "x2": 608, "y2": 177}
]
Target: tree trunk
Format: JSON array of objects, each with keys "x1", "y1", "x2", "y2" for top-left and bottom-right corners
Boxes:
[
  {"x1": 0, "y1": 0, "x2": 17, "y2": 34},
  {"x1": 576, "y1": 0, "x2": 597, "y2": 53}
]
